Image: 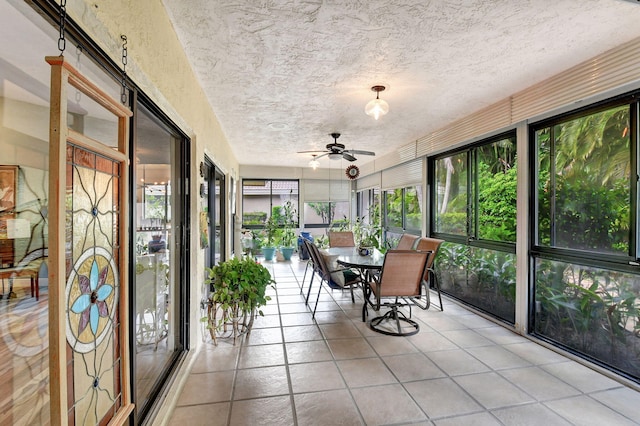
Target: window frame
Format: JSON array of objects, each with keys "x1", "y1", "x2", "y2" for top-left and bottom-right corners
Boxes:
[
  {"x1": 241, "y1": 178, "x2": 299, "y2": 229},
  {"x1": 528, "y1": 93, "x2": 639, "y2": 267},
  {"x1": 429, "y1": 130, "x2": 518, "y2": 254}
]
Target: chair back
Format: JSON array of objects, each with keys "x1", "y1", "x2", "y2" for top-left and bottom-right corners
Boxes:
[
  {"x1": 328, "y1": 231, "x2": 355, "y2": 247},
  {"x1": 395, "y1": 233, "x2": 419, "y2": 250},
  {"x1": 375, "y1": 250, "x2": 430, "y2": 297},
  {"x1": 414, "y1": 237, "x2": 444, "y2": 269}
]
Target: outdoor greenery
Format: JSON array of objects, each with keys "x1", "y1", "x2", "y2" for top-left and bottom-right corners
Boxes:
[
  {"x1": 533, "y1": 104, "x2": 639, "y2": 381},
  {"x1": 279, "y1": 198, "x2": 297, "y2": 248},
  {"x1": 435, "y1": 242, "x2": 516, "y2": 323}
]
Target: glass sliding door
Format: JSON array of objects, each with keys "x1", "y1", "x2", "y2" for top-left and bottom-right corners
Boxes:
[
  {"x1": 133, "y1": 101, "x2": 187, "y2": 420},
  {"x1": 202, "y1": 158, "x2": 225, "y2": 270}
]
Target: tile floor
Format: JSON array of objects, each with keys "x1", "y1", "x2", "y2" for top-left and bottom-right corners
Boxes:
[{"x1": 168, "y1": 258, "x2": 640, "y2": 425}]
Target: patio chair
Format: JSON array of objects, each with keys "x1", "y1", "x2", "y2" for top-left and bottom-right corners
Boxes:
[
  {"x1": 307, "y1": 242, "x2": 362, "y2": 317},
  {"x1": 300, "y1": 237, "x2": 316, "y2": 297},
  {"x1": 364, "y1": 250, "x2": 431, "y2": 336},
  {"x1": 395, "y1": 233, "x2": 420, "y2": 250},
  {"x1": 413, "y1": 237, "x2": 445, "y2": 311},
  {"x1": 328, "y1": 231, "x2": 355, "y2": 247}
]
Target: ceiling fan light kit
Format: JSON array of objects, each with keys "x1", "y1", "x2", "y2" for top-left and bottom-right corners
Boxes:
[
  {"x1": 308, "y1": 155, "x2": 320, "y2": 169},
  {"x1": 365, "y1": 85, "x2": 389, "y2": 120},
  {"x1": 297, "y1": 132, "x2": 376, "y2": 167}
]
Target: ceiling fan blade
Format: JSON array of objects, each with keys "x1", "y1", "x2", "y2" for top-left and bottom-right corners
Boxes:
[
  {"x1": 297, "y1": 149, "x2": 326, "y2": 154},
  {"x1": 342, "y1": 152, "x2": 357, "y2": 162},
  {"x1": 314, "y1": 152, "x2": 330, "y2": 160},
  {"x1": 345, "y1": 149, "x2": 375, "y2": 156}
]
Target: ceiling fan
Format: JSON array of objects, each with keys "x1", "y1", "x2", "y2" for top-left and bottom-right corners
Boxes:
[{"x1": 298, "y1": 133, "x2": 375, "y2": 162}]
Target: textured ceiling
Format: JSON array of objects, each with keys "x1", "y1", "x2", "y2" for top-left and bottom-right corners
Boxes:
[{"x1": 162, "y1": 0, "x2": 640, "y2": 169}]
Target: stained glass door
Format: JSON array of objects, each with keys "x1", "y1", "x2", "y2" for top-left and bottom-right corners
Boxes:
[{"x1": 47, "y1": 56, "x2": 133, "y2": 425}]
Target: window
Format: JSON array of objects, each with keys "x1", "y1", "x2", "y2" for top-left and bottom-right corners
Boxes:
[
  {"x1": 242, "y1": 179, "x2": 299, "y2": 228},
  {"x1": 430, "y1": 132, "x2": 517, "y2": 323},
  {"x1": 531, "y1": 98, "x2": 640, "y2": 382},
  {"x1": 304, "y1": 201, "x2": 350, "y2": 227},
  {"x1": 383, "y1": 186, "x2": 422, "y2": 246}
]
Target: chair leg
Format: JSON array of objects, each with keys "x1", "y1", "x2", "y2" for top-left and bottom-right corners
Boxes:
[
  {"x1": 305, "y1": 271, "x2": 315, "y2": 305},
  {"x1": 300, "y1": 260, "x2": 311, "y2": 295},
  {"x1": 312, "y1": 279, "x2": 324, "y2": 318},
  {"x1": 430, "y1": 269, "x2": 444, "y2": 311}
]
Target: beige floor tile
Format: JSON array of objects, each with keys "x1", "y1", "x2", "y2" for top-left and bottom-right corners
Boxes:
[
  {"x1": 313, "y1": 300, "x2": 342, "y2": 312},
  {"x1": 474, "y1": 325, "x2": 528, "y2": 345},
  {"x1": 312, "y1": 310, "x2": 352, "y2": 324},
  {"x1": 252, "y1": 314, "x2": 282, "y2": 329},
  {"x1": 544, "y1": 395, "x2": 638, "y2": 426},
  {"x1": 351, "y1": 383, "x2": 427, "y2": 425},
  {"x1": 278, "y1": 302, "x2": 309, "y2": 314},
  {"x1": 327, "y1": 337, "x2": 377, "y2": 360},
  {"x1": 466, "y1": 345, "x2": 531, "y2": 370},
  {"x1": 498, "y1": 366, "x2": 580, "y2": 400},
  {"x1": 280, "y1": 312, "x2": 316, "y2": 326},
  {"x1": 542, "y1": 361, "x2": 623, "y2": 393},
  {"x1": 166, "y1": 258, "x2": 638, "y2": 426},
  {"x1": 192, "y1": 346, "x2": 239, "y2": 373},
  {"x1": 441, "y1": 329, "x2": 495, "y2": 348},
  {"x1": 408, "y1": 331, "x2": 459, "y2": 352},
  {"x1": 282, "y1": 325, "x2": 323, "y2": 342},
  {"x1": 243, "y1": 327, "x2": 283, "y2": 346},
  {"x1": 337, "y1": 357, "x2": 397, "y2": 388},
  {"x1": 367, "y1": 335, "x2": 418, "y2": 356},
  {"x1": 492, "y1": 403, "x2": 572, "y2": 425},
  {"x1": 427, "y1": 349, "x2": 491, "y2": 376},
  {"x1": 168, "y1": 402, "x2": 230, "y2": 426},
  {"x1": 502, "y1": 341, "x2": 569, "y2": 365},
  {"x1": 278, "y1": 294, "x2": 308, "y2": 304},
  {"x1": 453, "y1": 372, "x2": 535, "y2": 409},
  {"x1": 320, "y1": 322, "x2": 362, "y2": 339},
  {"x1": 404, "y1": 377, "x2": 483, "y2": 419},
  {"x1": 278, "y1": 287, "x2": 306, "y2": 296},
  {"x1": 285, "y1": 340, "x2": 333, "y2": 364},
  {"x1": 294, "y1": 390, "x2": 364, "y2": 426},
  {"x1": 591, "y1": 387, "x2": 640, "y2": 421},
  {"x1": 233, "y1": 366, "x2": 289, "y2": 400},
  {"x1": 229, "y1": 395, "x2": 294, "y2": 425},
  {"x1": 421, "y1": 315, "x2": 467, "y2": 332},
  {"x1": 434, "y1": 412, "x2": 501, "y2": 426},
  {"x1": 383, "y1": 353, "x2": 446, "y2": 382},
  {"x1": 237, "y1": 343, "x2": 285, "y2": 368},
  {"x1": 176, "y1": 371, "x2": 234, "y2": 406},
  {"x1": 450, "y1": 313, "x2": 498, "y2": 330},
  {"x1": 289, "y1": 361, "x2": 345, "y2": 393}
]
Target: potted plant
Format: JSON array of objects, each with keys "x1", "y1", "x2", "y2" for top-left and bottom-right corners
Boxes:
[
  {"x1": 279, "y1": 198, "x2": 297, "y2": 261},
  {"x1": 204, "y1": 256, "x2": 275, "y2": 345},
  {"x1": 261, "y1": 215, "x2": 278, "y2": 261}
]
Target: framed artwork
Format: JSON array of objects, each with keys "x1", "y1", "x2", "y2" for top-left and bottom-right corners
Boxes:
[{"x1": 0, "y1": 165, "x2": 18, "y2": 214}]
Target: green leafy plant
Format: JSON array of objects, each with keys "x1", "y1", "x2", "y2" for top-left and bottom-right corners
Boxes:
[
  {"x1": 204, "y1": 256, "x2": 275, "y2": 342},
  {"x1": 280, "y1": 198, "x2": 297, "y2": 247},
  {"x1": 263, "y1": 214, "x2": 278, "y2": 247}
]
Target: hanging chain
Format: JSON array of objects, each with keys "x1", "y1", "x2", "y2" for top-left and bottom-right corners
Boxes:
[
  {"x1": 120, "y1": 35, "x2": 128, "y2": 104},
  {"x1": 75, "y1": 45, "x2": 82, "y2": 103},
  {"x1": 58, "y1": 0, "x2": 67, "y2": 54}
]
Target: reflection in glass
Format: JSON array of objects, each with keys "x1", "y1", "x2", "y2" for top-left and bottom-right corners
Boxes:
[
  {"x1": 434, "y1": 152, "x2": 468, "y2": 235},
  {"x1": 435, "y1": 242, "x2": 516, "y2": 324},
  {"x1": 534, "y1": 258, "x2": 640, "y2": 381},
  {"x1": 134, "y1": 104, "x2": 183, "y2": 415}
]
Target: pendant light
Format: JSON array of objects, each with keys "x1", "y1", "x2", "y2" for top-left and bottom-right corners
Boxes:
[{"x1": 365, "y1": 85, "x2": 389, "y2": 120}]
